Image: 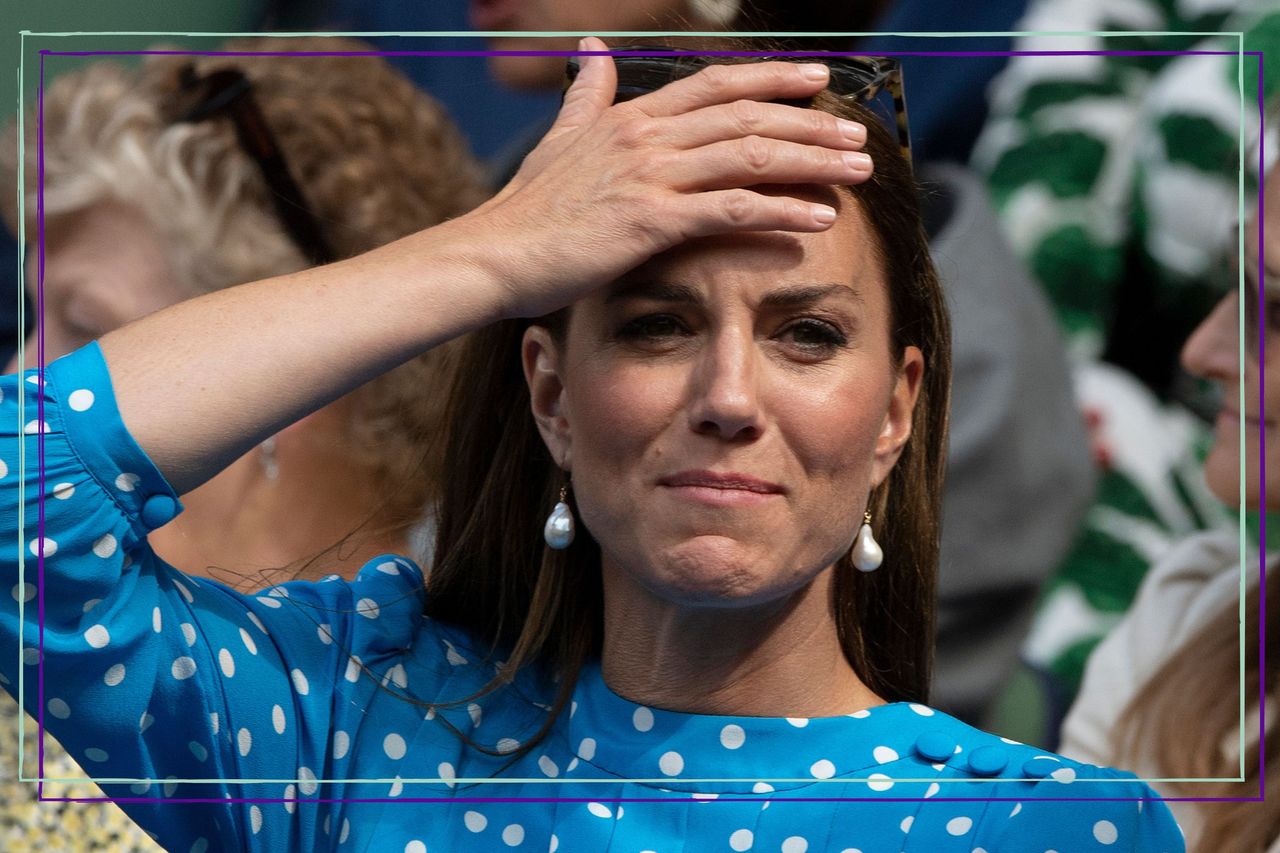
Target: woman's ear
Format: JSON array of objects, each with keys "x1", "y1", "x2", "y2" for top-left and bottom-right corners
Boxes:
[
  {"x1": 522, "y1": 325, "x2": 572, "y2": 470},
  {"x1": 870, "y1": 345, "x2": 924, "y2": 486}
]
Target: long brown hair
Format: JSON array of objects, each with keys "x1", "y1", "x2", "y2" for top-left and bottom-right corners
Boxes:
[
  {"x1": 426, "y1": 79, "x2": 951, "y2": 750},
  {"x1": 1114, "y1": 565, "x2": 1279, "y2": 850}
]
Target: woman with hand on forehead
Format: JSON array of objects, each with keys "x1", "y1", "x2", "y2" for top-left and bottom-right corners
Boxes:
[{"x1": 1, "y1": 40, "x2": 1181, "y2": 851}]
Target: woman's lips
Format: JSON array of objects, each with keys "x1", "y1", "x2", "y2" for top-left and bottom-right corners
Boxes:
[
  {"x1": 658, "y1": 470, "x2": 785, "y2": 507},
  {"x1": 469, "y1": 0, "x2": 522, "y2": 30}
]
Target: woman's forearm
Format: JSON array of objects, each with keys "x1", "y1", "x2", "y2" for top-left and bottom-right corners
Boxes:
[{"x1": 99, "y1": 218, "x2": 507, "y2": 494}]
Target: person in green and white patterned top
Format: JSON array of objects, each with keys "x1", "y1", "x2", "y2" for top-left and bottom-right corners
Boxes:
[{"x1": 972, "y1": 0, "x2": 1280, "y2": 745}]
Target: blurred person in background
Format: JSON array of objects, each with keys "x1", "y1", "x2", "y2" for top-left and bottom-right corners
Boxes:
[
  {"x1": 0, "y1": 37, "x2": 488, "y2": 849},
  {"x1": 973, "y1": 0, "x2": 1279, "y2": 745},
  {"x1": 1059, "y1": 162, "x2": 1280, "y2": 852}
]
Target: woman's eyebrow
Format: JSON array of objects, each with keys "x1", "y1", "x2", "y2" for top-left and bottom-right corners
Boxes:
[
  {"x1": 605, "y1": 280, "x2": 703, "y2": 306},
  {"x1": 759, "y1": 283, "x2": 863, "y2": 309}
]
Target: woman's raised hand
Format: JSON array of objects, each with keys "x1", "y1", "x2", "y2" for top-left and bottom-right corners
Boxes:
[{"x1": 462, "y1": 36, "x2": 873, "y2": 319}]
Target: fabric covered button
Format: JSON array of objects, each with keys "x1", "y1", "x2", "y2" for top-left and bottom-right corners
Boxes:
[
  {"x1": 141, "y1": 494, "x2": 178, "y2": 528},
  {"x1": 1022, "y1": 756, "x2": 1060, "y2": 779},
  {"x1": 913, "y1": 731, "x2": 956, "y2": 763},
  {"x1": 966, "y1": 745, "x2": 1009, "y2": 776}
]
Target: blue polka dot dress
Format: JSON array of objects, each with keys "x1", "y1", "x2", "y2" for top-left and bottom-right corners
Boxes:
[{"x1": 0, "y1": 344, "x2": 1185, "y2": 853}]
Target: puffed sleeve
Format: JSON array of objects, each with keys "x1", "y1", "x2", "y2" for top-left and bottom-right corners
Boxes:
[{"x1": 0, "y1": 342, "x2": 427, "y2": 852}]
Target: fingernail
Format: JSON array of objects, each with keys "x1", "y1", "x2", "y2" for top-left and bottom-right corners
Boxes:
[
  {"x1": 800, "y1": 64, "x2": 829, "y2": 82},
  {"x1": 837, "y1": 119, "x2": 866, "y2": 142},
  {"x1": 844, "y1": 151, "x2": 872, "y2": 170},
  {"x1": 578, "y1": 38, "x2": 588, "y2": 52},
  {"x1": 812, "y1": 205, "x2": 837, "y2": 224}
]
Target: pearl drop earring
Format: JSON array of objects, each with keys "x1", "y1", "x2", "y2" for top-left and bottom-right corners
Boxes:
[
  {"x1": 852, "y1": 510, "x2": 883, "y2": 572},
  {"x1": 544, "y1": 482, "x2": 575, "y2": 550}
]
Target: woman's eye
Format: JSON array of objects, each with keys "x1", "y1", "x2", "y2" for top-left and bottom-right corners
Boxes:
[
  {"x1": 779, "y1": 319, "x2": 848, "y2": 353},
  {"x1": 617, "y1": 314, "x2": 688, "y2": 341}
]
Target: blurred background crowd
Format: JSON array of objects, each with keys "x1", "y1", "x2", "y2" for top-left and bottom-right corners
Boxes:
[{"x1": 0, "y1": 0, "x2": 1275, "y2": 850}]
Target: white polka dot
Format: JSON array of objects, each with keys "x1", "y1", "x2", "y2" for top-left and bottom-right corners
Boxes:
[
  {"x1": 29, "y1": 537, "x2": 56, "y2": 558},
  {"x1": 104, "y1": 663, "x2": 126, "y2": 686},
  {"x1": 867, "y1": 773, "x2": 893, "y2": 792},
  {"x1": 502, "y1": 824, "x2": 525, "y2": 846},
  {"x1": 438, "y1": 762, "x2": 456, "y2": 788},
  {"x1": 163, "y1": 778, "x2": 178, "y2": 797},
  {"x1": 924, "y1": 782, "x2": 940, "y2": 798},
  {"x1": 115, "y1": 472, "x2": 140, "y2": 491},
  {"x1": 729, "y1": 828, "x2": 754, "y2": 851},
  {"x1": 171, "y1": 656, "x2": 197, "y2": 680},
  {"x1": 1052, "y1": 767, "x2": 1077, "y2": 784},
  {"x1": 11, "y1": 582, "x2": 34, "y2": 603},
  {"x1": 752, "y1": 782, "x2": 774, "y2": 793},
  {"x1": 946, "y1": 816, "x2": 973, "y2": 836},
  {"x1": 82, "y1": 598, "x2": 101, "y2": 613},
  {"x1": 587, "y1": 802, "x2": 612, "y2": 819},
  {"x1": 356, "y1": 597, "x2": 380, "y2": 619},
  {"x1": 0, "y1": 458, "x2": 7, "y2": 479},
  {"x1": 549, "y1": 835, "x2": 559, "y2": 853},
  {"x1": 256, "y1": 596, "x2": 282, "y2": 609},
  {"x1": 84, "y1": 747, "x2": 109, "y2": 762},
  {"x1": 209, "y1": 712, "x2": 219, "y2": 734},
  {"x1": 190, "y1": 839, "x2": 208, "y2": 853},
  {"x1": 239, "y1": 628, "x2": 258, "y2": 655},
  {"x1": 238, "y1": 728, "x2": 253, "y2": 756},
  {"x1": 273, "y1": 704, "x2": 287, "y2": 734},
  {"x1": 291, "y1": 669, "x2": 310, "y2": 695},
  {"x1": 468, "y1": 703, "x2": 483, "y2": 726},
  {"x1": 247, "y1": 612, "x2": 268, "y2": 634},
  {"x1": 267, "y1": 586, "x2": 289, "y2": 598},
  {"x1": 91, "y1": 534, "x2": 117, "y2": 558},
  {"x1": 1009, "y1": 802, "x2": 1022, "y2": 817},
  {"x1": 909, "y1": 703, "x2": 935, "y2": 716},
  {"x1": 83, "y1": 624, "x2": 110, "y2": 649},
  {"x1": 340, "y1": 819, "x2": 350, "y2": 844},
  {"x1": 130, "y1": 782, "x2": 151, "y2": 795},
  {"x1": 48, "y1": 698, "x2": 70, "y2": 719},
  {"x1": 848, "y1": 709, "x2": 870, "y2": 718},
  {"x1": 720, "y1": 724, "x2": 746, "y2": 749},
  {"x1": 782, "y1": 837, "x2": 809, "y2": 853},
  {"x1": 67, "y1": 389, "x2": 95, "y2": 411},
  {"x1": 22, "y1": 647, "x2": 39, "y2": 666},
  {"x1": 250, "y1": 805, "x2": 263, "y2": 834},
  {"x1": 873, "y1": 746, "x2": 899, "y2": 764},
  {"x1": 152, "y1": 608, "x2": 162, "y2": 633},
  {"x1": 389, "y1": 777, "x2": 404, "y2": 797},
  {"x1": 900, "y1": 815, "x2": 914, "y2": 832},
  {"x1": 404, "y1": 843, "x2": 425, "y2": 853},
  {"x1": 659, "y1": 750, "x2": 684, "y2": 776},
  {"x1": 785, "y1": 717, "x2": 809, "y2": 727},
  {"x1": 189, "y1": 741, "x2": 208, "y2": 761},
  {"x1": 1093, "y1": 820, "x2": 1118, "y2": 845},
  {"x1": 633, "y1": 706, "x2": 654, "y2": 732},
  {"x1": 333, "y1": 731, "x2": 350, "y2": 760},
  {"x1": 179, "y1": 623, "x2": 197, "y2": 646},
  {"x1": 218, "y1": 649, "x2": 235, "y2": 678},
  {"x1": 376, "y1": 561, "x2": 401, "y2": 575},
  {"x1": 444, "y1": 641, "x2": 468, "y2": 666},
  {"x1": 810, "y1": 759, "x2": 837, "y2": 779},
  {"x1": 51, "y1": 482, "x2": 74, "y2": 500},
  {"x1": 495, "y1": 737, "x2": 520, "y2": 754},
  {"x1": 1000, "y1": 736, "x2": 1022, "y2": 745},
  {"x1": 578, "y1": 737, "x2": 597, "y2": 760},
  {"x1": 23, "y1": 420, "x2": 48, "y2": 434},
  {"x1": 283, "y1": 784, "x2": 296, "y2": 812},
  {"x1": 692, "y1": 793, "x2": 718, "y2": 800},
  {"x1": 298, "y1": 767, "x2": 318, "y2": 795},
  {"x1": 538, "y1": 755, "x2": 559, "y2": 777},
  {"x1": 464, "y1": 811, "x2": 488, "y2": 832},
  {"x1": 385, "y1": 732, "x2": 407, "y2": 760},
  {"x1": 139, "y1": 711, "x2": 154, "y2": 733},
  {"x1": 317, "y1": 624, "x2": 335, "y2": 645},
  {"x1": 345, "y1": 655, "x2": 364, "y2": 683}
]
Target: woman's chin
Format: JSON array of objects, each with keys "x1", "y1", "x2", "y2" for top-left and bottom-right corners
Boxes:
[{"x1": 635, "y1": 535, "x2": 809, "y2": 607}]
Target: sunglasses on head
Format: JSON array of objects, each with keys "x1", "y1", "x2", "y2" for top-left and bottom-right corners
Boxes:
[
  {"x1": 565, "y1": 45, "x2": 911, "y2": 167},
  {"x1": 169, "y1": 64, "x2": 336, "y2": 266}
]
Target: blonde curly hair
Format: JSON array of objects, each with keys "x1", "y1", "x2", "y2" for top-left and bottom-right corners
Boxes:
[{"x1": 1, "y1": 37, "x2": 491, "y2": 539}]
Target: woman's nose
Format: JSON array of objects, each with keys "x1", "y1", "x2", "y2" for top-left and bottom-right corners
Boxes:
[
  {"x1": 1181, "y1": 293, "x2": 1241, "y2": 382},
  {"x1": 686, "y1": 332, "x2": 764, "y2": 441}
]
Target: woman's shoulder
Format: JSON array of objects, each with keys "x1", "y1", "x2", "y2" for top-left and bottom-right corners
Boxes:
[{"x1": 896, "y1": 706, "x2": 1187, "y2": 850}]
